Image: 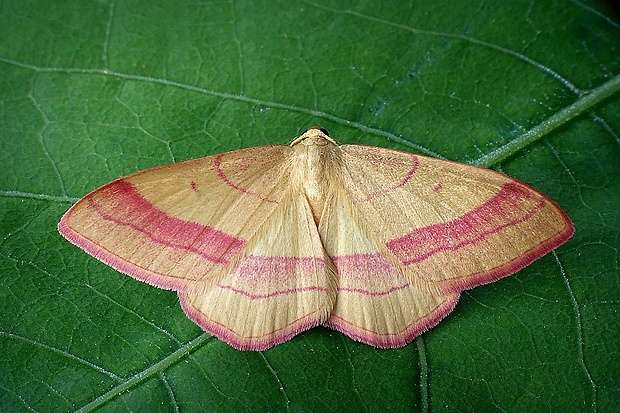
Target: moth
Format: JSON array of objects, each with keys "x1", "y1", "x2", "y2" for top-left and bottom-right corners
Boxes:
[{"x1": 59, "y1": 127, "x2": 574, "y2": 350}]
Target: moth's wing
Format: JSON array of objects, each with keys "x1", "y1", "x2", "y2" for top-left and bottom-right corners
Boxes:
[
  {"x1": 59, "y1": 145, "x2": 334, "y2": 350},
  {"x1": 338, "y1": 144, "x2": 574, "y2": 291},
  {"x1": 319, "y1": 190, "x2": 459, "y2": 348},
  {"x1": 59, "y1": 145, "x2": 291, "y2": 289},
  {"x1": 320, "y1": 144, "x2": 573, "y2": 347},
  {"x1": 183, "y1": 191, "x2": 336, "y2": 350}
]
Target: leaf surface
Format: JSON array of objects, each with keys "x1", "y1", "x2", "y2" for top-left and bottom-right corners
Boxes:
[{"x1": 1, "y1": 0, "x2": 618, "y2": 411}]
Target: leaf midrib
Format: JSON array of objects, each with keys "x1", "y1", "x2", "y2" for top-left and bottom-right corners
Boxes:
[{"x1": 75, "y1": 333, "x2": 213, "y2": 413}]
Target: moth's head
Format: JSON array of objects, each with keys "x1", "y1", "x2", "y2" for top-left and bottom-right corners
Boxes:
[{"x1": 291, "y1": 127, "x2": 337, "y2": 146}]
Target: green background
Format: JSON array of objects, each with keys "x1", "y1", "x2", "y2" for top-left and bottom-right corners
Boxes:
[{"x1": 1, "y1": 0, "x2": 619, "y2": 412}]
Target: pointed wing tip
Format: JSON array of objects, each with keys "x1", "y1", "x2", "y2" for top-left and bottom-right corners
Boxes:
[
  {"x1": 440, "y1": 214, "x2": 575, "y2": 294},
  {"x1": 57, "y1": 213, "x2": 72, "y2": 239},
  {"x1": 58, "y1": 206, "x2": 184, "y2": 291},
  {"x1": 58, "y1": 207, "x2": 89, "y2": 251}
]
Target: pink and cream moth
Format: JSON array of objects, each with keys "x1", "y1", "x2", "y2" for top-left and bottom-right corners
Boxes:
[{"x1": 58, "y1": 127, "x2": 574, "y2": 350}]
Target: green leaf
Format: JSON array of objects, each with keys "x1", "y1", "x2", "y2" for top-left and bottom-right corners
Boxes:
[{"x1": 1, "y1": 0, "x2": 618, "y2": 411}]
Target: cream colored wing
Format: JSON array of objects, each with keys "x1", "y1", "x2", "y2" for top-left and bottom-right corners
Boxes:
[
  {"x1": 319, "y1": 190, "x2": 458, "y2": 348},
  {"x1": 338, "y1": 144, "x2": 573, "y2": 293},
  {"x1": 59, "y1": 144, "x2": 333, "y2": 350},
  {"x1": 182, "y1": 191, "x2": 336, "y2": 350},
  {"x1": 317, "y1": 144, "x2": 572, "y2": 347}
]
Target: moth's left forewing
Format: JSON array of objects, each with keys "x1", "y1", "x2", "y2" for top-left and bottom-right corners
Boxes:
[
  {"x1": 60, "y1": 143, "x2": 338, "y2": 350},
  {"x1": 58, "y1": 146, "x2": 293, "y2": 291}
]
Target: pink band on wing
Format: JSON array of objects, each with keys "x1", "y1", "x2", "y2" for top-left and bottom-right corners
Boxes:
[
  {"x1": 217, "y1": 284, "x2": 329, "y2": 300},
  {"x1": 218, "y1": 255, "x2": 328, "y2": 298},
  {"x1": 387, "y1": 182, "x2": 545, "y2": 264},
  {"x1": 332, "y1": 253, "x2": 411, "y2": 296},
  {"x1": 213, "y1": 154, "x2": 279, "y2": 203},
  {"x1": 89, "y1": 179, "x2": 245, "y2": 264},
  {"x1": 231, "y1": 256, "x2": 326, "y2": 281}
]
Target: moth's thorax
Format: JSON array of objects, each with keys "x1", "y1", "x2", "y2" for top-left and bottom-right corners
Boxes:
[{"x1": 290, "y1": 128, "x2": 341, "y2": 220}]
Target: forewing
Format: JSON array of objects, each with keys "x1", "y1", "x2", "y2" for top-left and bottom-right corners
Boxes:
[
  {"x1": 338, "y1": 144, "x2": 574, "y2": 293},
  {"x1": 59, "y1": 145, "x2": 292, "y2": 290}
]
